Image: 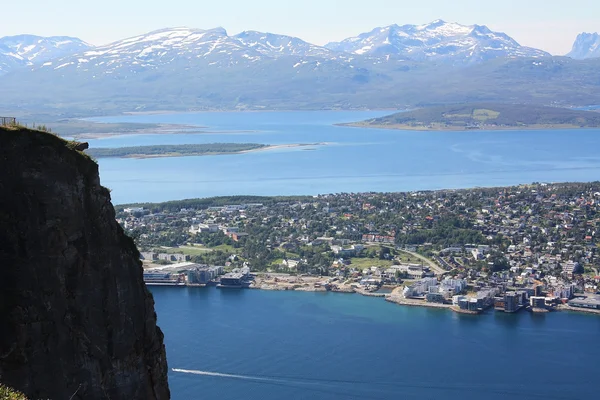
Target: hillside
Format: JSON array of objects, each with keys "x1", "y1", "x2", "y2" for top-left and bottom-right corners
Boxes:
[
  {"x1": 346, "y1": 103, "x2": 600, "y2": 131},
  {"x1": 0, "y1": 126, "x2": 170, "y2": 399}
]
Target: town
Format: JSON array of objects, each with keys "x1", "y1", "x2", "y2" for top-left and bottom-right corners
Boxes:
[{"x1": 117, "y1": 182, "x2": 600, "y2": 315}]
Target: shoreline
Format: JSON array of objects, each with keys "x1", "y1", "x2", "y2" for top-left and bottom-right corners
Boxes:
[
  {"x1": 90, "y1": 143, "x2": 329, "y2": 159},
  {"x1": 70, "y1": 125, "x2": 259, "y2": 140},
  {"x1": 338, "y1": 122, "x2": 600, "y2": 132},
  {"x1": 149, "y1": 282, "x2": 600, "y2": 317}
]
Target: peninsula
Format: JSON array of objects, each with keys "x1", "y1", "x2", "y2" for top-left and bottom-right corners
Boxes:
[
  {"x1": 86, "y1": 143, "x2": 324, "y2": 159},
  {"x1": 343, "y1": 103, "x2": 600, "y2": 131},
  {"x1": 119, "y1": 183, "x2": 600, "y2": 317}
]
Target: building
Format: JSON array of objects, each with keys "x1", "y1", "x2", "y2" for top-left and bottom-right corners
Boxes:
[
  {"x1": 440, "y1": 278, "x2": 467, "y2": 295},
  {"x1": 187, "y1": 266, "x2": 224, "y2": 284},
  {"x1": 219, "y1": 273, "x2": 245, "y2": 288},
  {"x1": 426, "y1": 293, "x2": 446, "y2": 304},
  {"x1": 124, "y1": 207, "x2": 144, "y2": 213},
  {"x1": 403, "y1": 277, "x2": 438, "y2": 298},
  {"x1": 530, "y1": 296, "x2": 547, "y2": 309},
  {"x1": 143, "y1": 272, "x2": 184, "y2": 286},
  {"x1": 189, "y1": 223, "x2": 219, "y2": 234},
  {"x1": 140, "y1": 252, "x2": 157, "y2": 261},
  {"x1": 503, "y1": 292, "x2": 521, "y2": 313},
  {"x1": 157, "y1": 253, "x2": 190, "y2": 262},
  {"x1": 562, "y1": 261, "x2": 579, "y2": 277},
  {"x1": 568, "y1": 295, "x2": 600, "y2": 310}
]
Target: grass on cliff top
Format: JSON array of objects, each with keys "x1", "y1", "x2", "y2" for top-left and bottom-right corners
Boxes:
[
  {"x1": 0, "y1": 384, "x2": 28, "y2": 400},
  {"x1": 0, "y1": 125, "x2": 95, "y2": 164}
]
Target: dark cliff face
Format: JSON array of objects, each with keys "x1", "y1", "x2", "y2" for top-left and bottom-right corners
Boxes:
[{"x1": 0, "y1": 127, "x2": 170, "y2": 399}]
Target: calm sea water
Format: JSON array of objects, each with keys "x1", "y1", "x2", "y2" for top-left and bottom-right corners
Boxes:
[
  {"x1": 85, "y1": 111, "x2": 600, "y2": 204},
  {"x1": 89, "y1": 111, "x2": 600, "y2": 399},
  {"x1": 151, "y1": 287, "x2": 600, "y2": 400}
]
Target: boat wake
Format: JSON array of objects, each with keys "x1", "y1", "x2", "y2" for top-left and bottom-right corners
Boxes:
[{"x1": 172, "y1": 368, "x2": 286, "y2": 383}]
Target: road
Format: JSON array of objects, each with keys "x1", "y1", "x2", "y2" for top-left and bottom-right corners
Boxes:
[
  {"x1": 367, "y1": 242, "x2": 447, "y2": 276},
  {"x1": 396, "y1": 248, "x2": 447, "y2": 276}
]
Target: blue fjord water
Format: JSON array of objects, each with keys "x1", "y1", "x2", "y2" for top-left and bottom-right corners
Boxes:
[
  {"x1": 85, "y1": 111, "x2": 600, "y2": 398},
  {"x1": 85, "y1": 111, "x2": 600, "y2": 204},
  {"x1": 151, "y1": 287, "x2": 600, "y2": 400}
]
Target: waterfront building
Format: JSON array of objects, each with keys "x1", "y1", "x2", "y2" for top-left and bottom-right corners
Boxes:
[
  {"x1": 552, "y1": 285, "x2": 575, "y2": 300},
  {"x1": 426, "y1": 293, "x2": 446, "y2": 304},
  {"x1": 530, "y1": 296, "x2": 547, "y2": 309},
  {"x1": 440, "y1": 278, "x2": 467, "y2": 295},
  {"x1": 219, "y1": 273, "x2": 245, "y2": 288},
  {"x1": 143, "y1": 271, "x2": 183, "y2": 286},
  {"x1": 403, "y1": 277, "x2": 438, "y2": 298},
  {"x1": 453, "y1": 295, "x2": 467, "y2": 306},
  {"x1": 568, "y1": 295, "x2": 600, "y2": 310},
  {"x1": 504, "y1": 292, "x2": 521, "y2": 313}
]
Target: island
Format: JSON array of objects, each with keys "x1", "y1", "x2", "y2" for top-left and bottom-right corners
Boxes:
[
  {"x1": 85, "y1": 143, "x2": 324, "y2": 159},
  {"x1": 342, "y1": 103, "x2": 600, "y2": 131}
]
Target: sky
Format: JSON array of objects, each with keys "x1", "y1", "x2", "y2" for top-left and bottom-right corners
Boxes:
[{"x1": 2, "y1": 0, "x2": 599, "y2": 55}]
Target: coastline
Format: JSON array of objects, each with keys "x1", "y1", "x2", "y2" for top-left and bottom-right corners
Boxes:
[
  {"x1": 90, "y1": 143, "x2": 329, "y2": 159},
  {"x1": 147, "y1": 280, "x2": 600, "y2": 317},
  {"x1": 71, "y1": 125, "x2": 259, "y2": 140},
  {"x1": 338, "y1": 122, "x2": 600, "y2": 132}
]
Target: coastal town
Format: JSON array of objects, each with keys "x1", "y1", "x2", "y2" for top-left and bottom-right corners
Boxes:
[{"x1": 117, "y1": 182, "x2": 600, "y2": 315}]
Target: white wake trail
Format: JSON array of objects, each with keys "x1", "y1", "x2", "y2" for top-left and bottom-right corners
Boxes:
[{"x1": 172, "y1": 368, "x2": 285, "y2": 383}]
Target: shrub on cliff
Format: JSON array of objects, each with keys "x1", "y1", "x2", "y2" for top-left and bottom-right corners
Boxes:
[{"x1": 0, "y1": 384, "x2": 28, "y2": 400}]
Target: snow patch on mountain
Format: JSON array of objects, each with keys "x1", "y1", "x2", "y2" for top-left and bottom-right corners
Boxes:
[
  {"x1": 325, "y1": 20, "x2": 549, "y2": 64},
  {"x1": 0, "y1": 34, "x2": 90, "y2": 74},
  {"x1": 567, "y1": 32, "x2": 600, "y2": 59}
]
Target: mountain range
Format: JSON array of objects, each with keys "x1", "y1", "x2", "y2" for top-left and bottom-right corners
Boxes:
[
  {"x1": 0, "y1": 21, "x2": 599, "y2": 114},
  {"x1": 0, "y1": 35, "x2": 90, "y2": 74},
  {"x1": 324, "y1": 20, "x2": 549, "y2": 63},
  {"x1": 568, "y1": 32, "x2": 600, "y2": 59}
]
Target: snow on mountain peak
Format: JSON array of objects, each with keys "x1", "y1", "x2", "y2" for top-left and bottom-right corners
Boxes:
[
  {"x1": 325, "y1": 20, "x2": 549, "y2": 63},
  {"x1": 568, "y1": 32, "x2": 600, "y2": 59}
]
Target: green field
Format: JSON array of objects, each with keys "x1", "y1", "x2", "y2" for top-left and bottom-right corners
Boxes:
[
  {"x1": 163, "y1": 245, "x2": 213, "y2": 256},
  {"x1": 349, "y1": 257, "x2": 395, "y2": 269},
  {"x1": 210, "y1": 244, "x2": 237, "y2": 253}
]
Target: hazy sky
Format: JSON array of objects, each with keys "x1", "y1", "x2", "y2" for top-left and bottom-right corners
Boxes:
[{"x1": 2, "y1": 0, "x2": 598, "y2": 54}]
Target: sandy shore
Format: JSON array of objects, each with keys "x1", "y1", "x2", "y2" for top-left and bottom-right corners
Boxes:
[{"x1": 91, "y1": 142, "x2": 330, "y2": 159}]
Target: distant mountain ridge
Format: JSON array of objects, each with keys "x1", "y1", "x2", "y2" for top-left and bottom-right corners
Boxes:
[
  {"x1": 568, "y1": 32, "x2": 600, "y2": 59},
  {"x1": 325, "y1": 20, "x2": 549, "y2": 64},
  {"x1": 0, "y1": 20, "x2": 551, "y2": 76},
  {"x1": 2, "y1": 23, "x2": 600, "y2": 113},
  {"x1": 0, "y1": 34, "x2": 90, "y2": 74}
]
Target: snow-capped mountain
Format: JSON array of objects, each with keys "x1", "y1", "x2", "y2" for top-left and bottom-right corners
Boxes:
[
  {"x1": 234, "y1": 31, "x2": 334, "y2": 58},
  {"x1": 567, "y1": 32, "x2": 600, "y2": 59},
  {"x1": 325, "y1": 20, "x2": 550, "y2": 64},
  {"x1": 38, "y1": 27, "x2": 271, "y2": 75},
  {"x1": 36, "y1": 27, "x2": 365, "y2": 78},
  {"x1": 0, "y1": 34, "x2": 90, "y2": 74}
]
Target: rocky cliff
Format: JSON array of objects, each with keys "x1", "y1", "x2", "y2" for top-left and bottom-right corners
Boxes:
[{"x1": 0, "y1": 127, "x2": 170, "y2": 399}]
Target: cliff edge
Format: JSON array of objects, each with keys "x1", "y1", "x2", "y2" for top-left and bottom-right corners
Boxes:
[{"x1": 0, "y1": 127, "x2": 170, "y2": 399}]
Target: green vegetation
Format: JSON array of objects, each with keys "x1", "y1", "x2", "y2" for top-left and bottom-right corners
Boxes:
[
  {"x1": 0, "y1": 384, "x2": 27, "y2": 400},
  {"x1": 348, "y1": 103, "x2": 600, "y2": 131},
  {"x1": 163, "y1": 245, "x2": 212, "y2": 256},
  {"x1": 118, "y1": 195, "x2": 314, "y2": 212},
  {"x1": 348, "y1": 257, "x2": 395, "y2": 269},
  {"x1": 395, "y1": 216, "x2": 486, "y2": 248},
  {"x1": 86, "y1": 143, "x2": 268, "y2": 159}
]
